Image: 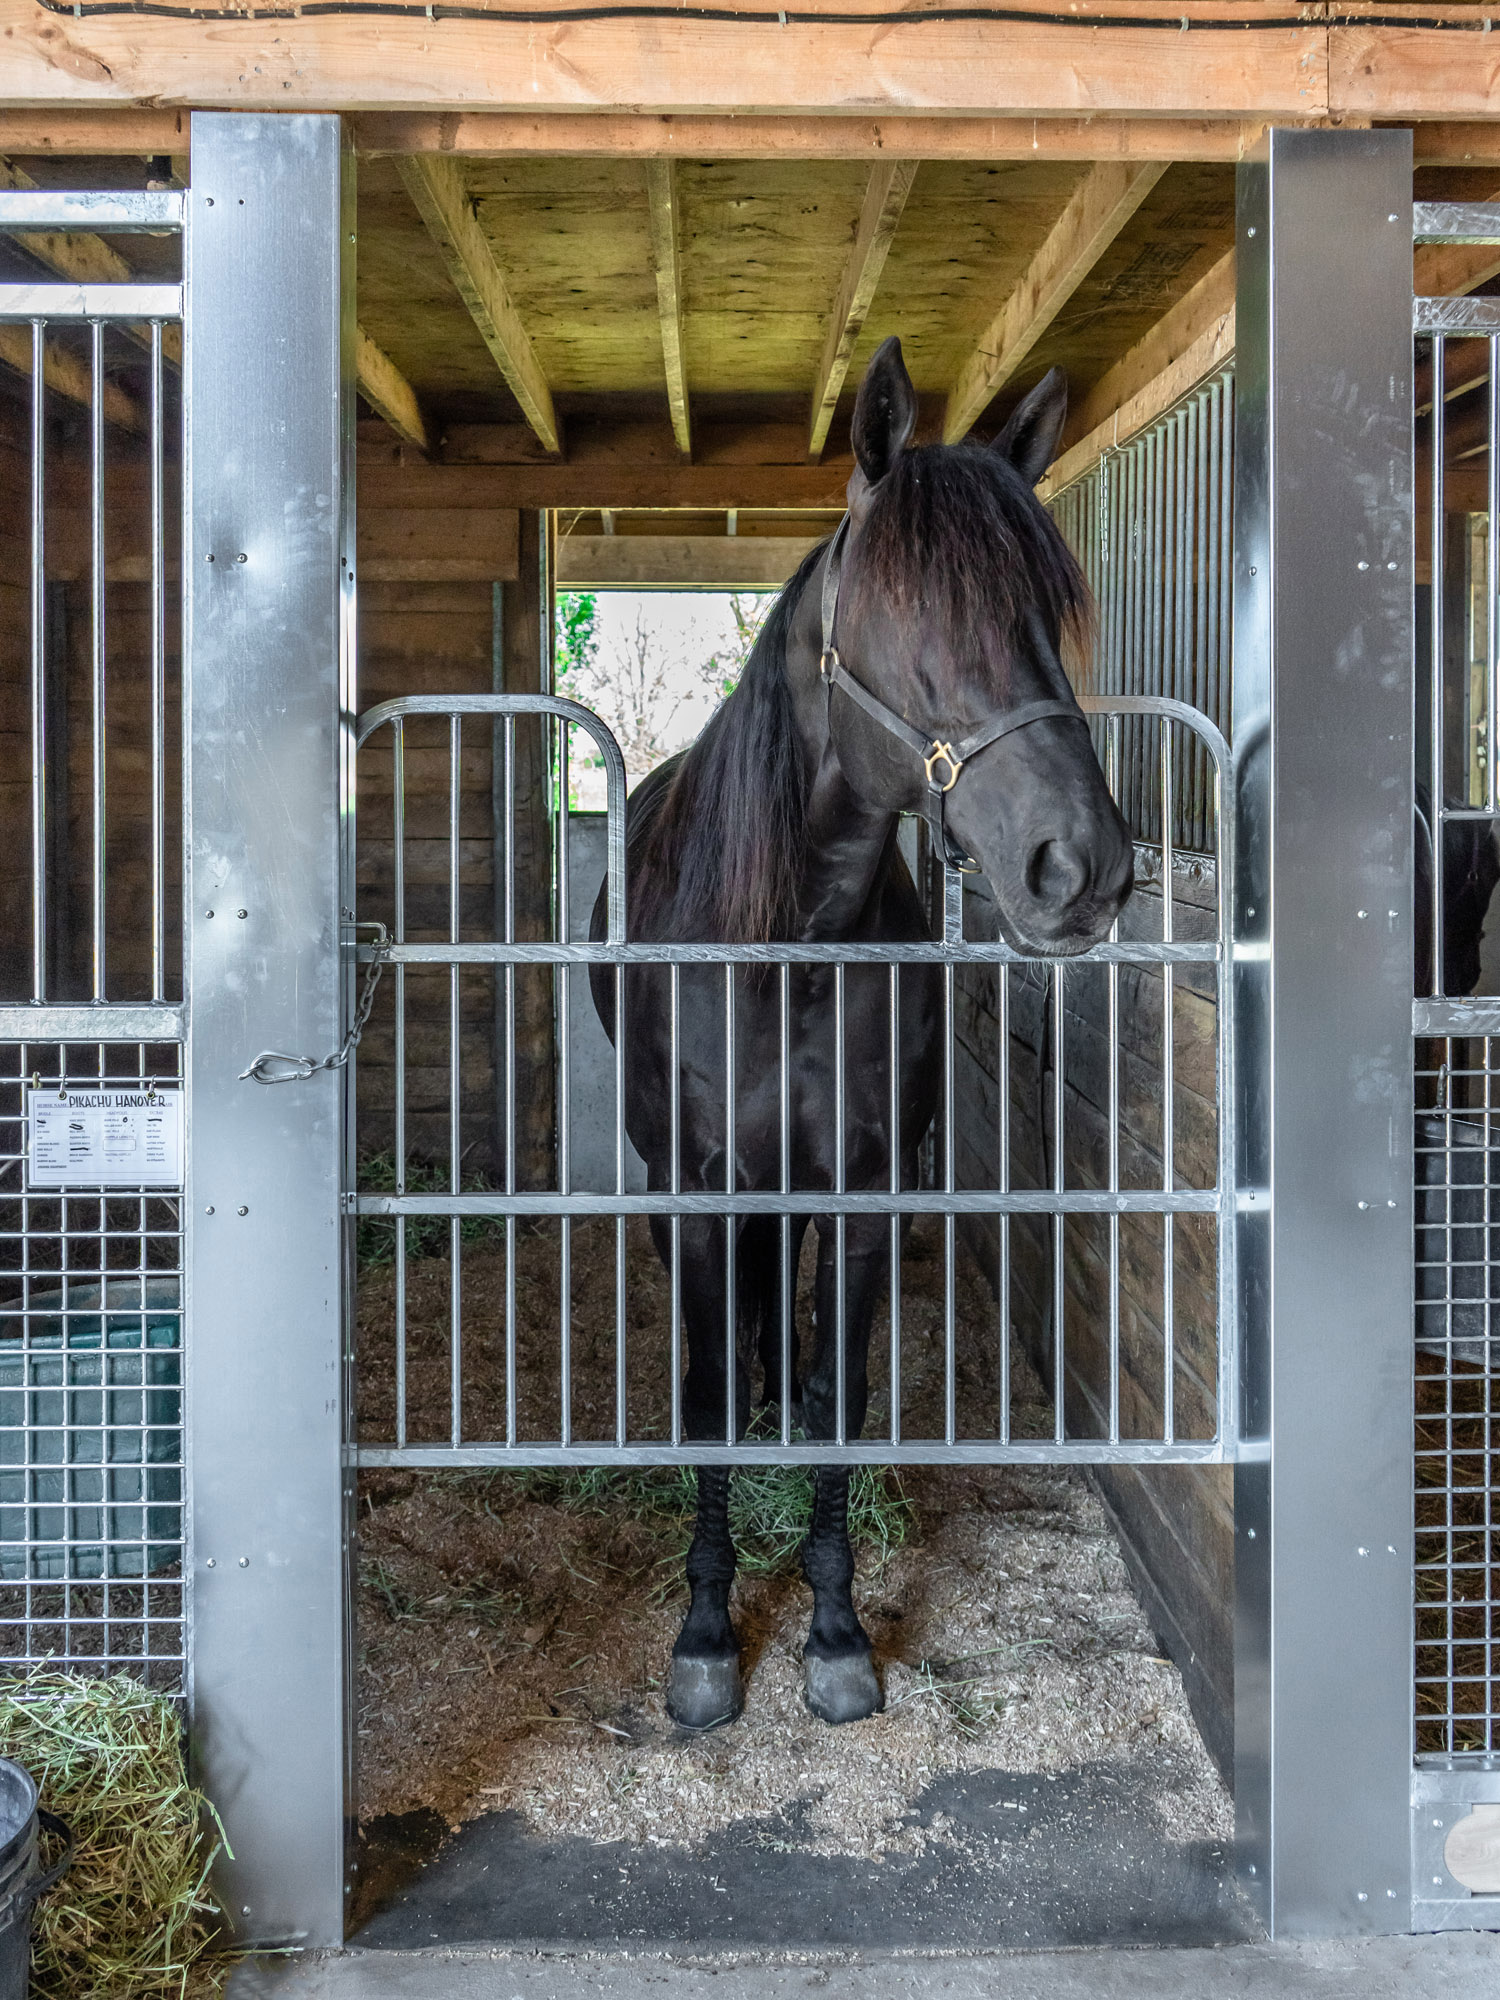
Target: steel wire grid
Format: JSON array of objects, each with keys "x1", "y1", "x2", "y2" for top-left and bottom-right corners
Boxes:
[
  {"x1": 0, "y1": 1041, "x2": 185, "y2": 1687},
  {"x1": 352, "y1": 690, "x2": 1236, "y2": 1469},
  {"x1": 1413, "y1": 296, "x2": 1500, "y2": 1760},
  {"x1": 1049, "y1": 372, "x2": 1233, "y2": 857},
  {"x1": 0, "y1": 195, "x2": 187, "y2": 1684}
]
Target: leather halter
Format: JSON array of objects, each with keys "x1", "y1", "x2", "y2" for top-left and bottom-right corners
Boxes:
[{"x1": 817, "y1": 513, "x2": 1088, "y2": 872}]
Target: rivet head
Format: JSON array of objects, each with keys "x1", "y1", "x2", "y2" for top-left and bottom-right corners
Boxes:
[
  {"x1": 1387, "y1": 561, "x2": 1397, "y2": 571},
  {"x1": 1358, "y1": 1546, "x2": 1370, "y2": 1556},
  {"x1": 237, "y1": 1205, "x2": 248, "y2": 1216},
  {"x1": 204, "y1": 1205, "x2": 214, "y2": 1215},
  {"x1": 1356, "y1": 1891, "x2": 1368, "y2": 1903},
  {"x1": 1358, "y1": 1200, "x2": 1369, "y2": 1210},
  {"x1": 235, "y1": 553, "x2": 247, "y2": 564},
  {"x1": 205, "y1": 909, "x2": 214, "y2": 919},
  {"x1": 1357, "y1": 560, "x2": 1370, "y2": 571},
  {"x1": 237, "y1": 909, "x2": 248, "y2": 919},
  {"x1": 238, "y1": 1556, "x2": 249, "y2": 1567},
  {"x1": 205, "y1": 1557, "x2": 216, "y2": 1568}
]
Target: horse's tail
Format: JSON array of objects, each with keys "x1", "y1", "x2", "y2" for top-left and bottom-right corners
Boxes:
[{"x1": 738, "y1": 1214, "x2": 803, "y2": 1418}]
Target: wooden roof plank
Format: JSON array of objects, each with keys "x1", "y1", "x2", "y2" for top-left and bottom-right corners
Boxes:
[
  {"x1": 943, "y1": 160, "x2": 1167, "y2": 444},
  {"x1": 355, "y1": 325, "x2": 431, "y2": 456},
  {"x1": 808, "y1": 158, "x2": 917, "y2": 462},
  {"x1": 395, "y1": 153, "x2": 560, "y2": 455},
  {"x1": 645, "y1": 159, "x2": 691, "y2": 459}
]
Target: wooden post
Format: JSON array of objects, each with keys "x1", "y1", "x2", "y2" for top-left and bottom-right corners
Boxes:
[{"x1": 496, "y1": 510, "x2": 556, "y2": 1191}]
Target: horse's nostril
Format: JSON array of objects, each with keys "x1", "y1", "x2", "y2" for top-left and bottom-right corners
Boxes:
[{"x1": 1026, "y1": 839, "x2": 1090, "y2": 909}]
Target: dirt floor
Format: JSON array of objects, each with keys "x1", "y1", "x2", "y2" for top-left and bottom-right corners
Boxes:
[{"x1": 352, "y1": 1220, "x2": 1231, "y2": 1866}]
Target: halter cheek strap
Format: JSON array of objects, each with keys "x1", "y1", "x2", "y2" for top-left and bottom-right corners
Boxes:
[{"x1": 817, "y1": 513, "x2": 1088, "y2": 872}]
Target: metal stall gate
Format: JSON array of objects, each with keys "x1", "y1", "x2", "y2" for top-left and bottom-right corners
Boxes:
[
  {"x1": 1410, "y1": 200, "x2": 1500, "y2": 1923},
  {"x1": 0, "y1": 114, "x2": 356, "y2": 1946}
]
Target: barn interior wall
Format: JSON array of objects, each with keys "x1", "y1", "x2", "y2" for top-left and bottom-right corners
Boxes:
[{"x1": 955, "y1": 860, "x2": 1233, "y2": 1778}]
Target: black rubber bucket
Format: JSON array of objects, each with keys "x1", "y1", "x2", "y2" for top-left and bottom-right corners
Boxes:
[{"x1": 0, "y1": 1759, "x2": 71, "y2": 2000}]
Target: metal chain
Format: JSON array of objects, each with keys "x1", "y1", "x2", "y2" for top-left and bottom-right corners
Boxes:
[{"x1": 238, "y1": 921, "x2": 391, "y2": 1086}]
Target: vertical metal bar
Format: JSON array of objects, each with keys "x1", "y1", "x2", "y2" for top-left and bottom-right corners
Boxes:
[
  {"x1": 1161, "y1": 725, "x2": 1176, "y2": 1443},
  {"x1": 997, "y1": 955, "x2": 1011, "y2": 1447},
  {"x1": 1431, "y1": 338, "x2": 1446, "y2": 993},
  {"x1": 503, "y1": 716, "x2": 517, "y2": 1449},
  {"x1": 1193, "y1": 389, "x2": 1210, "y2": 848},
  {"x1": 150, "y1": 322, "x2": 166, "y2": 1002},
  {"x1": 615, "y1": 959, "x2": 627, "y2": 1450},
  {"x1": 449, "y1": 716, "x2": 463, "y2": 1448},
  {"x1": 780, "y1": 962, "x2": 793, "y2": 1450},
  {"x1": 29, "y1": 322, "x2": 46, "y2": 1006},
  {"x1": 184, "y1": 111, "x2": 354, "y2": 1946},
  {"x1": 1231, "y1": 128, "x2": 1415, "y2": 1937},
  {"x1": 1107, "y1": 713, "x2": 1121, "y2": 1444},
  {"x1": 888, "y1": 962, "x2": 901, "y2": 1448},
  {"x1": 724, "y1": 962, "x2": 737, "y2": 1447},
  {"x1": 669, "y1": 963, "x2": 682, "y2": 1449},
  {"x1": 393, "y1": 721, "x2": 408, "y2": 1452},
  {"x1": 1051, "y1": 964, "x2": 1065, "y2": 1445},
  {"x1": 1488, "y1": 335, "x2": 1499, "y2": 818},
  {"x1": 557, "y1": 718, "x2": 571, "y2": 1448},
  {"x1": 942, "y1": 954, "x2": 956, "y2": 1447},
  {"x1": 90, "y1": 318, "x2": 106, "y2": 1002},
  {"x1": 834, "y1": 960, "x2": 847, "y2": 1449}
]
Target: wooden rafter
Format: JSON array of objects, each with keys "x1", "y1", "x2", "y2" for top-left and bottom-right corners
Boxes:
[
  {"x1": 808, "y1": 160, "x2": 917, "y2": 463},
  {"x1": 395, "y1": 154, "x2": 560, "y2": 456},
  {"x1": 354, "y1": 327, "x2": 430, "y2": 456},
  {"x1": 645, "y1": 160, "x2": 690, "y2": 459},
  {"x1": 0, "y1": 323, "x2": 142, "y2": 433},
  {"x1": 943, "y1": 162, "x2": 1166, "y2": 445}
]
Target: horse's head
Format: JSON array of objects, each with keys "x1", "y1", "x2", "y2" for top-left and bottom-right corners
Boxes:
[{"x1": 822, "y1": 338, "x2": 1133, "y2": 955}]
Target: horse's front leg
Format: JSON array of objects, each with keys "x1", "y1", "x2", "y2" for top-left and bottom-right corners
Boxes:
[
  {"x1": 651, "y1": 1213, "x2": 747, "y2": 1731},
  {"x1": 800, "y1": 1214, "x2": 884, "y2": 1725}
]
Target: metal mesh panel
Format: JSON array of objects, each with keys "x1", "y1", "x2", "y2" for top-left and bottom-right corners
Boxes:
[
  {"x1": 1415, "y1": 1039, "x2": 1500, "y2": 1757},
  {"x1": 1050, "y1": 372, "x2": 1234, "y2": 854},
  {"x1": 0, "y1": 1040, "x2": 184, "y2": 1687}
]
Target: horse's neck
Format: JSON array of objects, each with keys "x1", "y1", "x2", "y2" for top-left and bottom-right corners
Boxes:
[{"x1": 795, "y1": 725, "x2": 898, "y2": 942}]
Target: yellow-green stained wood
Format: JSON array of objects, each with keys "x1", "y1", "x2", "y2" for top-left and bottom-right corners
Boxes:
[
  {"x1": 645, "y1": 160, "x2": 691, "y2": 459},
  {"x1": 355, "y1": 325, "x2": 431, "y2": 455},
  {"x1": 807, "y1": 159, "x2": 917, "y2": 462},
  {"x1": 943, "y1": 161, "x2": 1168, "y2": 444},
  {"x1": 395, "y1": 153, "x2": 560, "y2": 455}
]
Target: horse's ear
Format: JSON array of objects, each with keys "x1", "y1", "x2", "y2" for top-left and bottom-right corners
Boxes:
[
  {"x1": 851, "y1": 336, "x2": 918, "y2": 485},
  {"x1": 992, "y1": 368, "x2": 1069, "y2": 486}
]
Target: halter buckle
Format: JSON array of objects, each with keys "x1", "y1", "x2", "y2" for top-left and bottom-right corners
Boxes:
[
  {"x1": 819, "y1": 647, "x2": 839, "y2": 683},
  {"x1": 924, "y1": 741, "x2": 963, "y2": 793}
]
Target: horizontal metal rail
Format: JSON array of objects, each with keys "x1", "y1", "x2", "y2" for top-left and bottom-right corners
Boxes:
[
  {"x1": 0, "y1": 1006, "x2": 186, "y2": 1043},
  {"x1": 0, "y1": 283, "x2": 182, "y2": 323},
  {"x1": 356, "y1": 1440, "x2": 1256, "y2": 1470},
  {"x1": 1413, "y1": 998, "x2": 1500, "y2": 1038},
  {"x1": 0, "y1": 190, "x2": 185, "y2": 233},
  {"x1": 360, "y1": 938, "x2": 1219, "y2": 967},
  {"x1": 355, "y1": 1188, "x2": 1220, "y2": 1219},
  {"x1": 1413, "y1": 202, "x2": 1500, "y2": 245}
]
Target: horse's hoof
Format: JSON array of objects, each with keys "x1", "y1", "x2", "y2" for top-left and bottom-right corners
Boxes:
[
  {"x1": 666, "y1": 1654, "x2": 743, "y2": 1732},
  {"x1": 804, "y1": 1650, "x2": 883, "y2": 1725}
]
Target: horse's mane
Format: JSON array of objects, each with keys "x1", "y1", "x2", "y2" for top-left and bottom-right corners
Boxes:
[
  {"x1": 856, "y1": 442, "x2": 1092, "y2": 693},
  {"x1": 630, "y1": 445, "x2": 1091, "y2": 944},
  {"x1": 629, "y1": 543, "x2": 824, "y2": 945}
]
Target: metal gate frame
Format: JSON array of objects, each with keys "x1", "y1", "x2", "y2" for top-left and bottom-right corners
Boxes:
[{"x1": 1, "y1": 117, "x2": 1468, "y2": 1951}]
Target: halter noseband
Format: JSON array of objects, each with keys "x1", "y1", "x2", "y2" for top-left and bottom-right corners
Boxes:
[{"x1": 817, "y1": 513, "x2": 1088, "y2": 872}]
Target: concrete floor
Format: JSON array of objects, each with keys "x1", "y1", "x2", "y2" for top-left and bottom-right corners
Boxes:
[{"x1": 227, "y1": 1933, "x2": 1497, "y2": 2000}]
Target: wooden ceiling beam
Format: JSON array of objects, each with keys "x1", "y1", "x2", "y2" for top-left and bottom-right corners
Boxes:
[
  {"x1": 395, "y1": 153, "x2": 560, "y2": 456},
  {"x1": 359, "y1": 455, "x2": 850, "y2": 513},
  {"x1": 354, "y1": 327, "x2": 430, "y2": 456},
  {"x1": 644, "y1": 160, "x2": 690, "y2": 460},
  {"x1": 944, "y1": 161, "x2": 1166, "y2": 446},
  {"x1": 808, "y1": 159, "x2": 917, "y2": 463},
  {"x1": 0, "y1": 323, "x2": 143, "y2": 433}
]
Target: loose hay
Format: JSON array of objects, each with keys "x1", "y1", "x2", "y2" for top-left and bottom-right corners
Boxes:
[{"x1": 0, "y1": 1668, "x2": 224, "y2": 1999}]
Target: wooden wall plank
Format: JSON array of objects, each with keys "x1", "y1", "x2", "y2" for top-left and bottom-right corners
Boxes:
[
  {"x1": 808, "y1": 159, "x2": 917, "y2": 461},
  {"x1": 395, "y1": 154, "x2": 560, "y2": 454},
  {"x1": 556, "y1": 533, "x2": 817, "y2": 588},
  {"x1": 645, "y1": 161, "x2": 691, "y2": 459},
  {"x1": 944, "y1": 162, "x2": 1167, "y2": 443}
]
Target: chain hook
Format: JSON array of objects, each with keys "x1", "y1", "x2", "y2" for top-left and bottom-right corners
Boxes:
[{"x1": 239, "y1": 920, "x2": 392, "y2": 1085}]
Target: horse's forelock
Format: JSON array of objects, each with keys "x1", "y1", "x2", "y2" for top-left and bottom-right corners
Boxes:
[{"x1": 853, "y1": 443, "x2": 1093, "y2": 694}]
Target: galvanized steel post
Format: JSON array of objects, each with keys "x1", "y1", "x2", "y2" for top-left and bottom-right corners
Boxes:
[
  {"x1": 1232, "y1": 127, "x2": 1416, "y2": 1936},
  {"x1": 184, "y1": 113, "x2": 356, "y2": 1946}
]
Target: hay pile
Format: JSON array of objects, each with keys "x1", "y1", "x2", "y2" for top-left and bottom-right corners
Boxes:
[{"x1": 0, "y1": 1668, "x2": 224, "y2": 1998}]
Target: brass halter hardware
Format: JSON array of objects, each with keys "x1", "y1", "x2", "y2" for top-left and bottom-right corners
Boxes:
[{"x1": 922, "y1": 742, "x2": 963, "y2": 793}]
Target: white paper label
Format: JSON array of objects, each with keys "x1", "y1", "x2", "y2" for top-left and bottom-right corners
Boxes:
[{"x1": 27, "y1": 1088, "x2": 184, "y2": 1189}]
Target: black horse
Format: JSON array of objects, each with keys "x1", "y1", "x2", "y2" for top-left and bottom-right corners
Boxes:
[
  {"x1": 591, "y1": 339, "x2": 1133, "y2": 1731},
  {"x1": 1415, "y1": 780, "x2": 1500, "y2": 997}
]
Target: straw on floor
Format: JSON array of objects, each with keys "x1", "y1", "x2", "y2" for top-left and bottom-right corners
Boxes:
[{"x1": 0, "y1": 1667, "x2": 224, "y2": 1999}]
